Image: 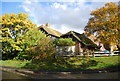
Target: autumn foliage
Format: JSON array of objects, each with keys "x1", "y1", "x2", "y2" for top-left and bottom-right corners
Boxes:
[
  {"x1": 84, "y1": 2, "x2": 120, "y2": 49},
  {"x1": 1, "y1": 13, "x2": 55, "y2": 60}
]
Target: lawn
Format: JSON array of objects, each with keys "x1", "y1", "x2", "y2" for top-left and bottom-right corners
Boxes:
[
  {"x1": 0, "y1": 60, "x2": 31, "y2": 68},
  {"x1": 87, "y1": 56, "x2": 120, "y2": 69},
  {"x1": 0, "y1": 56, "x2": 120, "y2": 71}
]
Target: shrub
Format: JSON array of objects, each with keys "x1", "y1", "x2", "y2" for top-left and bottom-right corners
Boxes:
[
  {"x1": 31, "y1": 38, "x2": 55, "y2": 61},
  {"x1": 53, "y1": 38, "x2": 75, "y2": 46}
]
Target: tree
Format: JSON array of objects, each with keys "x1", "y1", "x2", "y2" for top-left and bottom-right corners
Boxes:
[
  {"x1": 1, "y1": 13, "x2": 36, "y2": 59},
  {"x1": 30, "y1": 30, "x2": 55, "y2": 61},
  {"x1": 1, "y1": 13, "x2": 36, "y2": 38},
  {"x1": 18, "y1": 28, "x2": 54, "y2": 60},
  {"x1": 53, "y1": 38, "x2": 75, "y2": 46},
  {"x1": 84, "y1": 2, "x2": 120, "y2": 51}
]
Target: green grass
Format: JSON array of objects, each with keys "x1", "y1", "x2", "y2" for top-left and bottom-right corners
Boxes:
[
  {"x1": 0, "y1": 60, "x2": 31, "y2": 68},
  {"x1": 0, "y1": 56, "x2": 119, "y2": 71},
  {"x1": 87, "y1": 56, "x2": 120, "y2": 69}
]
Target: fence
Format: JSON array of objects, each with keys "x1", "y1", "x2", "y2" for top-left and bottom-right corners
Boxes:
[{"x1": 55, "y1": 46, "x2": 119, "y2": 57}]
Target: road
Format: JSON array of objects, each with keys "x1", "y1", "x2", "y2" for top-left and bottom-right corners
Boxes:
[
  {"x1": 1, "y1": 70, "x2": 30, "y2": 79},
  {"x1": 1, "y1": 70, "x2": 119, "y2": 79}
]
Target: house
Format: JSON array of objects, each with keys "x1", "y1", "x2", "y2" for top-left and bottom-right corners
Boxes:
[
  {"x1": 60, "y1": 31, "x2": 99, "y2": 55},
  {"x1": 88, "y1": 34, "x2": 106, "y2": 51},
  {"x1": 38, "y1": 24, "x2": 99, "y2": 55},
  {"x1": 88, "y1": 34, "x2": 118, "y2": 52},
  {"x1": 38, "y1": 23, "x2": 62, "y2": 39}
]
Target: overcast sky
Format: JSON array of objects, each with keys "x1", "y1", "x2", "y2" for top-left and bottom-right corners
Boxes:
[{"x1": 1, "y1": 0, "x2": 118, "y2": 34}]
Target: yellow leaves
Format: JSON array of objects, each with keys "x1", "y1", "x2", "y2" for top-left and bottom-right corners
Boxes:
[
  {"x1": 1, "y1": 12, "x2": 38, "y2": 54},
  {"x1": 2, "y1": 37, "x2": 7, "y2": 42},
  {"x1": 16, "y1": 41, "x2": 21, "y2": 44},
  {"x1": 0, "y1": 30, "x2": 2, "y2": 34},
  {"x1": 25, "y1": 48, "x2": 30, "y2": 51},
  {"x1": 16, "y1": 19, "x2": 21, "y2": 23},
  {"x1": 13, "y1": 45, "x2": 22, "y2": 51},
  {"x1": 8, "y1": 22, "x2": 13, "y2": 25},
  {"x1": 102, "y1": 7, "x2": 108, "y2": 10},
  {"x1": 1, "y1": 12, "x2": 36, "y2": 35},
  {"x1": 23, "y1": 13, "x2": 28, "y2": 18},
  {"x1": 10, "y1": 13, "x2": 16, "y2": 17},
  {"x1": 2, "y1": 28, "x2": 9, "y2": 31},
  {"x1": 16, "y1": 25, "x2": 22, "y2": 29},
  {"x1": 5, "y1": 31, "x2": 10, "y2": 34},
  {"x1": 22, "y1": 55, "x2": 29, "y2": 57},
  {"x1": 2, "y1": 20, "x2": 8, "y2": 24},
  {"x1": 18, "y1": 13, "x2": 28, "y2": 20},
  {"x1": 105, "y1": 2, "x2": 116, "y2": 7},
  {"x1": 90, "y1": 11, "x2": 97, "y2": 15},
  {"x1": 4, "y1": 14, "x2": 9, "y2": 17},
  {"x1": 85, "y1": 2, "x2": 119, "y2": 46},
  {"x1": 14, "y1": 28, "x2": 18, "y2": 31}
]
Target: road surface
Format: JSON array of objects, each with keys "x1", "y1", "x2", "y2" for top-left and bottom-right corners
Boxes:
[{"x1": 1, "y1": 70, "x2": 119, "y2": 79}]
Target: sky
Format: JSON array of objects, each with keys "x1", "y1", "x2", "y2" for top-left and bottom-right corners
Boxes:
[{"x1": 1, "y1": 0, "x2": 119, "y2": 34}]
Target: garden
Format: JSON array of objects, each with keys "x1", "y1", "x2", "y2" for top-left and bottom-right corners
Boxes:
[{"x1": 0, "y1": 2, "x2": 120, "y2": 72}]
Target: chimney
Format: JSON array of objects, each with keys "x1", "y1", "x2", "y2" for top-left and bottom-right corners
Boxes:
[{"x1": 45, "y1": 23, "x2": 50, "y2": 27}]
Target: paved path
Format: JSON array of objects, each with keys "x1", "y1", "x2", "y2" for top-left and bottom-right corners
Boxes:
[
  {"x1": 1, "y1": 70, "x2": 119, "y2": 79},
  {"x1": 0, "y1": 66, "x2": 120, "y2": 79}
]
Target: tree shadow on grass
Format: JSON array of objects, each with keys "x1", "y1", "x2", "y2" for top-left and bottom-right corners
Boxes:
[
  {"x1": 100, "y1": 63, "x2": 120, "y2": 72},
  {"x1": 80, "y1": 59, "x2": 99, "y2": 69},
  {"x1": 22, "y1": 57, "x2": 74, "y2": 71},
  {"x1": 22, "y1": 57, "x2": 99, "y2": 72}
]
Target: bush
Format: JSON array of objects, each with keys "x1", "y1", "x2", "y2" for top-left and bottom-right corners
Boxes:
[
  {"x1": 31, "y1": 38, "x2": 55, "y2": 61},
  {"x1": 16, "y1": 28, "x2": 50, "y2": 60},
  {"x1": 53, "y1": 38, "x2": 75, "y2": 46}
]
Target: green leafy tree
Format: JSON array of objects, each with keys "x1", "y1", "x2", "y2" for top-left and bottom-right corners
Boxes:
[
  {"x1": 1, "y1": 13, "x2": 36, "y2": 59},
  {"x1": 18, "y1": 28, "x2": 54, "y2": 60},
  {"x1": 30, "y1": 33, "x2": 55, "y2": 61},
  {"x1": 53, "y1": 38, "x2": 75, "y2": 46},
  {"x1": 84, "y1": 2, "x2": 120, "y2": 51}
]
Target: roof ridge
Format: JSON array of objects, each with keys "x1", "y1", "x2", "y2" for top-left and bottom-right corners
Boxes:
[
  {"x1": 39, "y1": 25, "x2": 62, "y2": 37},
  {"x1": 72, "y1": 32, "x2": 85, "y2": 44},
  {"x1": 61, "y1": 31, "x2": 98, "y2": 48}
]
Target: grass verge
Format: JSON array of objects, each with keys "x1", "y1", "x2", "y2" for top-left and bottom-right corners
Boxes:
[
  {"x1": 0, "y1": 56, "x2": 119, "y2": 71},
  {"x1": 0, "y1": 60, "x2": 31, "y2": 68}
]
